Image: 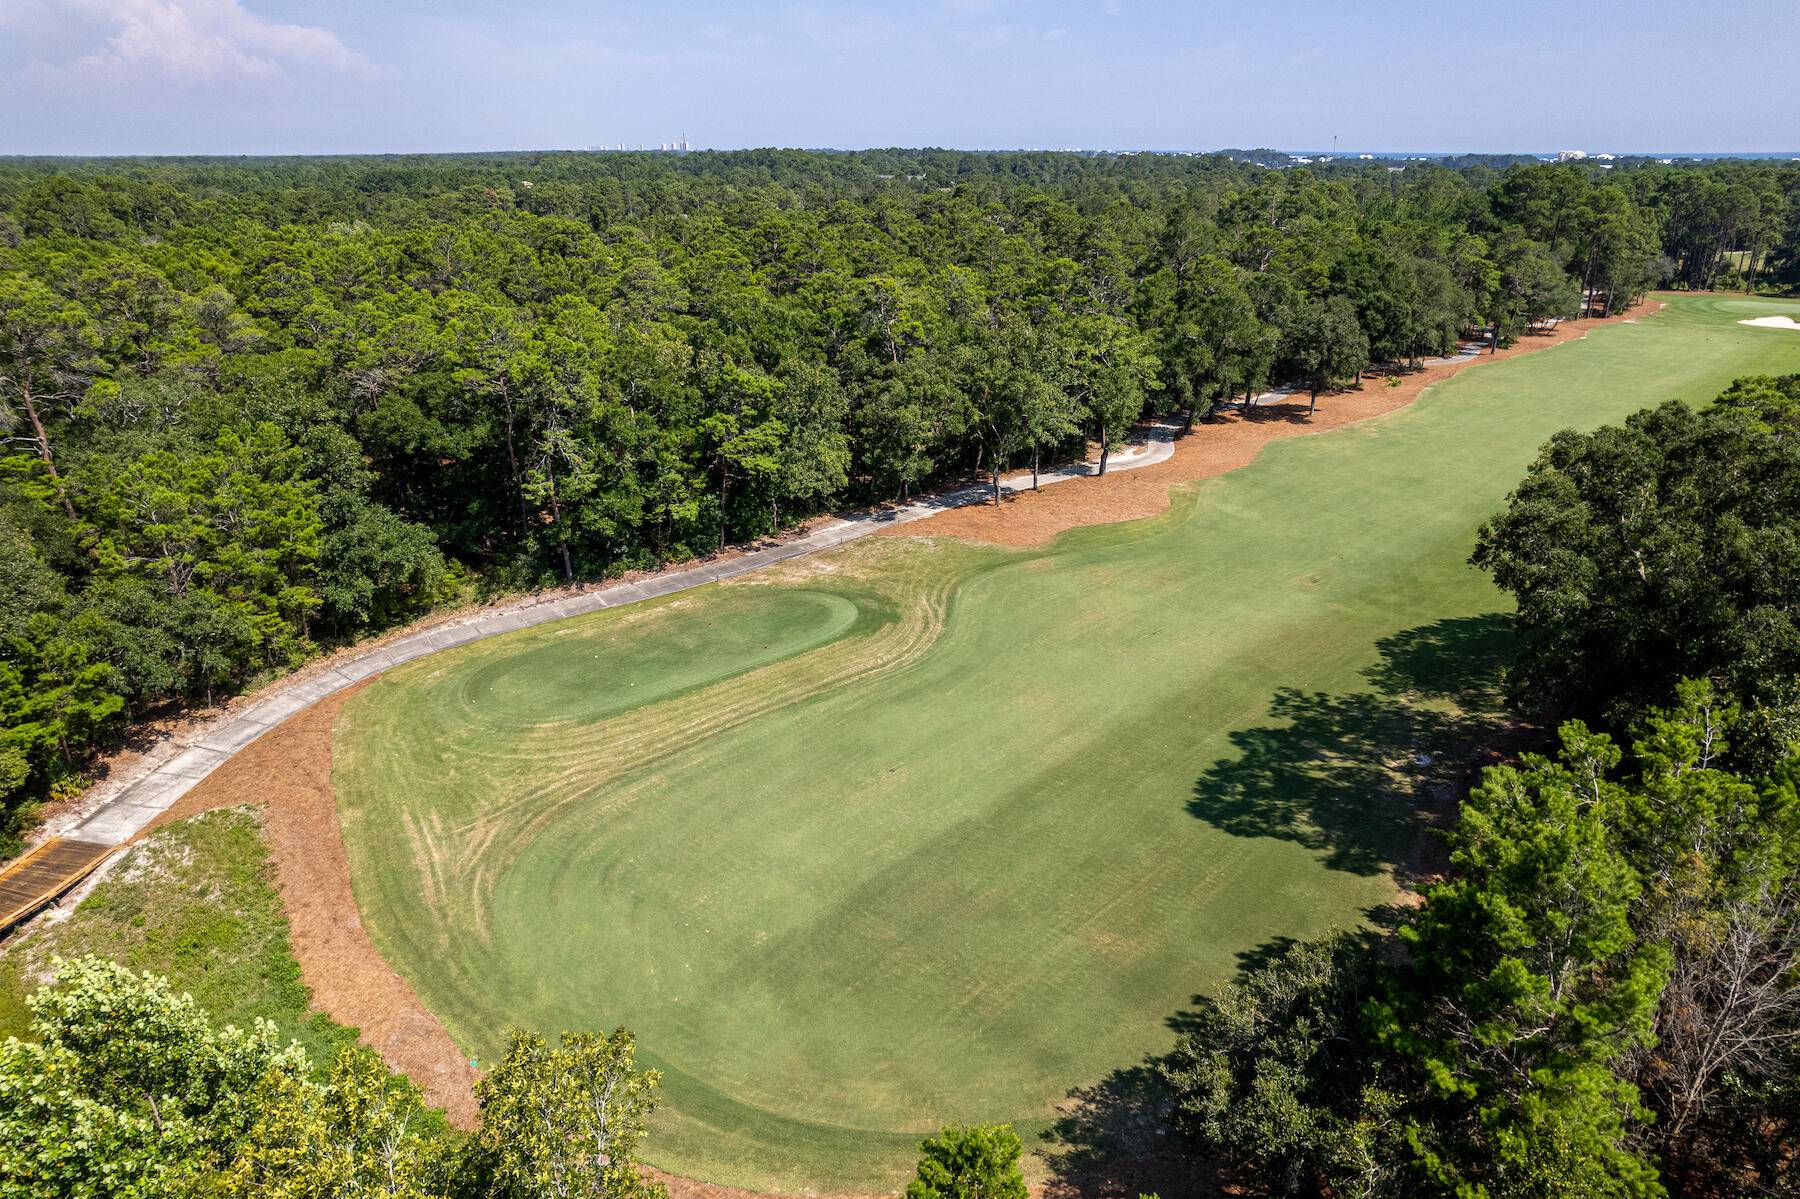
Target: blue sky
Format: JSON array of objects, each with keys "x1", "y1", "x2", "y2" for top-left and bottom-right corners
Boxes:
[{"x1": 2, "y1": 0, "x2": 1796, "y2": 156}]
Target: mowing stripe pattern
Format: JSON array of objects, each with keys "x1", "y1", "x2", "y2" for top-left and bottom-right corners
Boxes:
[{"x1": 331, "y1": 297, "x2": 1800, "y2": 1192}]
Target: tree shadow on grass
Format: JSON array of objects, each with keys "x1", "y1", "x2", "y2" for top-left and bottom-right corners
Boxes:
[
  {"x1": 1040, "y1": 932, "x2": 1380, "y2": 1198},
  {"x1": 1040, "y1": 1061, "x2": 1174, "y2": 1185},
  {"x1": 1187, "y1": 613, "x2": 1518, "y2": 882},
  {"x1": 1039, "y1": 618, "x2": 1517, "y2": 1195},
  {"x1": 1039, "y1": 1056, "x2": 1223, "y2": 1199},
  {"x1": 1040, "y1": 925, "x2": 1411, "y2": 1199},
  {"x1": 1362, "y1": 616, "x2": 1513, "y2": 708}
]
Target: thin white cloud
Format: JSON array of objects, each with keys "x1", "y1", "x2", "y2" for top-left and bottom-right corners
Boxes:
[{"x1": 51, "y1": 0, "x2": 364, "y2": 82}]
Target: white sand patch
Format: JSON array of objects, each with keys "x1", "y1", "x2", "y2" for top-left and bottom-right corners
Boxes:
[{"x1": 1739, "y1": 314, "x2": 1800, "y2": 331}]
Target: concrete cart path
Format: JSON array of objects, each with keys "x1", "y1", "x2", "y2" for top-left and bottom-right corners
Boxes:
[
  {"x1": 57, "y1": 421, "x2": 1180, "y2": 848},
  {"x1": 56, "y1": 338, "x2": 1492, "y2": 851}
]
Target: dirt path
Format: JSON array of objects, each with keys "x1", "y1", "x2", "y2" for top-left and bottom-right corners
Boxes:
[{"x1": 890, "y1": 299, "x2": 1657, "y2": 547}]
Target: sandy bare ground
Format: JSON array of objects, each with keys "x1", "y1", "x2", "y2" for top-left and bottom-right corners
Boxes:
[
  {"x1": 1740, "y1": 314, "x2": 1800, "y2": 330},
  {"x1": 144, "y1": 683, "x2": 483, "y2": 1127},
  {"x1": 889, "y1": 299, "x2": 1659, "y2": 547},
  {"x1": 140, "y1": 298, "x2": 1654, "y2": 1197}
]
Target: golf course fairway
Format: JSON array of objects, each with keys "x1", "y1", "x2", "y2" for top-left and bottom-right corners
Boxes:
[{"x1": 332, "y1": 295, "x2": 1800, "y2": 1192}]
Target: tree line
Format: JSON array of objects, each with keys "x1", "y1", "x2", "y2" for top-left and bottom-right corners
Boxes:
[
  {"x1": 1162, "y1": 375, "x2": 1800, "y2": 1197},
  {"x1": 2, "y1": 150, "x2": 1796, "y2": 855}
]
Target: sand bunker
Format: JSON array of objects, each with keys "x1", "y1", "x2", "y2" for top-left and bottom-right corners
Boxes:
[{"x1": 1739, "y1": 314, "x2": 1800, "y2": 331}]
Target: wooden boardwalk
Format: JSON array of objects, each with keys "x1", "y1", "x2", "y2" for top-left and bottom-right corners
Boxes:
[{"x1": 0, "y1": 838, "x2": 116, "y2": 934}]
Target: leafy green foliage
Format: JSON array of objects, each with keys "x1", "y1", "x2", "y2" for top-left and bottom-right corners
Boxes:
[
  {"x1": 1287, "y1": 296, "x2": 1369, "y2": 409},
  {"x1": 0, "y1": 955, "x2": 313, "y2": 1198},
  {"x1": 1473, "y1": 374, "x2": 1800, "y2": 767},
  {"x1": 903, "y1": 1124, "x2": 1028, "y2": 1199},
  {"x1": 1162, "y1": 935, "x2": 1401, "y2": 1198},
  {"x1": 214, "y1": 1047, "x2": 450, "y2": 1199},
  {"x1": 472, "y1": 1028, "x2": 665, "y2": 1199},
  {"x1": 1373, "y1": 723, "x2": 1671, "y2": 1198},
  {"x1": 0, "y1": 627, "x2": 122, "y2": 856},
  {"x1": 82, "y1": 423, "x2": 323, "y2": 687},
  {"x1": 0, "y1": 957, "x2": 452, "y2": 1199},
  {"x1": 1620, "y1": 683, "x2": 1800, "y2": 1194}
]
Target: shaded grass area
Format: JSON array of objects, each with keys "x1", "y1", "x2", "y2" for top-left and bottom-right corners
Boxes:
[
  {"x1": 1036, "y1": 615, "x2": 1512, "y2": 1198},
  {"x1": 1188, "y1": 613, "x2": 1515, "y2": 880},
  {"x1": 333, "y1": 295, "x2": 1800, "y2": 1192},
  {"x1": 0, "y1": 809, "x2": 360, "y2": 1070}
]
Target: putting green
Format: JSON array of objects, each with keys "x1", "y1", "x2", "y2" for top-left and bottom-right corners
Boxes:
[{"x1": 333, "y1": 295, "x2": 1800, "y2": 1192}]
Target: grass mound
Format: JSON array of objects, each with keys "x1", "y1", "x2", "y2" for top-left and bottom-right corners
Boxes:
[{"x1": 0, "y1": 809, "x2": 358, "y2": 1067}]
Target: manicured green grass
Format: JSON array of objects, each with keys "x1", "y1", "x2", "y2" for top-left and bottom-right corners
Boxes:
[
  {"x1": 0, "y1": 809, "x2": 360, "y2": 1067},
  {"x1": 333, "y1": 295, "x2": 1800, "y2": 1192}
]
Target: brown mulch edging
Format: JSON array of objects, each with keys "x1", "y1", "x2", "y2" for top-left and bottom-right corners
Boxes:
[
  {"x1": 142, "y1": 681, "x2": 483, "y2": 1128},
  {"x1": 886, "y1": 300, "x2": 1660, "y2": 548}
]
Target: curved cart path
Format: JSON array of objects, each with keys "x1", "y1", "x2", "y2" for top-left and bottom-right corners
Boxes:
[
  {"x1": 47, "y1": 333, "x2": 1490, "y2": 852},
  {"x1": 51, "y1": 421, "x2": 1180, "y2": 849}
]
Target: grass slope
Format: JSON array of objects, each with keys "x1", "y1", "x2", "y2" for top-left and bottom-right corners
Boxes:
[
  {"x1": 0, "y1": 809, "x2": 359, "y2": 1067},
  {"x1": 333, "y1": 295, "x2": 1800, "y2": 1192}
]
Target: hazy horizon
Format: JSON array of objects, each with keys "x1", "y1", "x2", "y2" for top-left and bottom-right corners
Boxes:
[
  {"x1": 2, "y1": 146, "x2": 1796, "y2": 163},
  {"x1": 2, "y1": 0, "x2": 1797, "y2": 158}
]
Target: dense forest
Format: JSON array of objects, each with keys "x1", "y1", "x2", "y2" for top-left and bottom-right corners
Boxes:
[{"x1": 2, "y1": 149, "x2": 1798, "y2": 853}]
